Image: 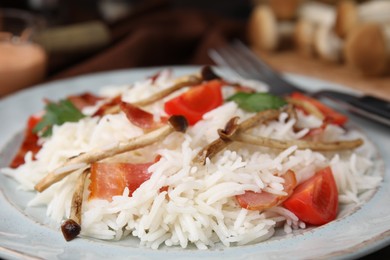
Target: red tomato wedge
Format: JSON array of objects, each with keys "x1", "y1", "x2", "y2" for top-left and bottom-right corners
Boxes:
[
  {"x1": 10, "y1": 114, "x2": 42, "y2": 168},
  {"x1": 290, "y1": 92, "x2": 348, "y2": 126},
  {"x1": 88, "y1": 162, "x2": 153, "y2": 201},
  {"x1": 236, "y1": 170, "x2": 297, "y2": 211},
  {"x1": 120, "y1": 102, "x2": 167, "y2": 129},
  {"x1": 283, "y1": 166, "x2": 338, "y2": 226},
  {"x1": 164, "y1": 80, "x2": 223, "y2": 125}
]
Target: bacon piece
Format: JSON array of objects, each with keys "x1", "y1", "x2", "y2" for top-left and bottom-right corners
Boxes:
[
  {"x1": 93, "y1": 96, "x2": 122, "y2": 116},
  {"x1": 10, "y1": 115, "x2": 42, "y2": 168},
  {"x1": 67, "y1": 92, "x2": 102, "y2": 111},
  {"x1": 88, "y1": 162, "x2": 154, "y2": 201},
  {"x1": 236, "y1": 170, "x2": 297, "y2": 211},
  {"x1": 119, "y1": 102, "x2": 167, "y2": 129}
]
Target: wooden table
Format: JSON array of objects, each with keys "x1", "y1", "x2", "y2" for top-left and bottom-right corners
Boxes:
[{"x1": 254, "y1": 49, "x2": 390, "y2": 101}]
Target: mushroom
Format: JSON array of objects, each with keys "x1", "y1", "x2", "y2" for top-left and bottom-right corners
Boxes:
[
  {"x1": 34, "y1": 115, "x2": 188, "y2": 192},
  {"x1": 219, "y1": 128, "x2": 364, "y2": 151},
  {"x1": 101, "y1": 74, "x2": 202, "y2": 115},
  {"x1": 216, "y1": 115, "x2": 363, "y2": 151},
  {"x1": 248, "y1": 5, "x2": 296, "y2": 51},
  {"x1": 267, "y1": 0, "x2": 304, "y2": 20},
  {"x1": 298, "y1": 1, "x2": 335, "y2": 27},
  {"x1": 313, "y1": 23, "x2": 343, "y2": 62},
  {"x1": 294, "y1": 18, "x2": 317, "y2": 56},
  {"x1": 335, "y1": 0, "x2": 390, "y2": 38},
  {"x1": 294, "y1": 1, "x2": 343, "y2": 61},
  {"x1": 133, "y1": 75, "x2": 202, "y2": 107},
  {"x1": 193, "y1": 107, "x2": 289, "y2": 164},
  {"x1": 61, "y1": 168, "x2": 89, "y2": 241},
  {"x1": 344, "y1": 22, "x2": 390, "y2": 76}
]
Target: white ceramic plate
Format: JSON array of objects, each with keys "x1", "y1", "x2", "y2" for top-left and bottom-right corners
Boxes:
[{"x1": 0, "y1": 66, "x2": 389, "y2": 260}]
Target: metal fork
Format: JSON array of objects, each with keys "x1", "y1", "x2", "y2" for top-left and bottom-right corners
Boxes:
[{"x1": 209, "y1": 41, "x2": 390, "y2": 127}]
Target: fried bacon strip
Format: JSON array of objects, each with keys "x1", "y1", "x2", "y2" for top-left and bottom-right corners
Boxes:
[
  {"x1": 119, "y1": 102, "x2": 167, "y2": 130},
  {"x1": 61, "y1": 168, "x2": 89, "y2": 241},
  {"x1": 34, "y1": 116, "x2": 188, "y2": 192}
]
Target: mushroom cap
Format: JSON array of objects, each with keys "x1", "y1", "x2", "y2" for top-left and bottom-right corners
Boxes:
[
  {"x1": 314, "y1": 24, "x2": 343, "y2": 62},
  {"x1": 298, "y1": 1, "x2": 335, "y2": 27},
  {"x1": 334, "y1": 0, "x2": 358, "y2": 38},
  {"x1": 294, "y1": 19, "x2": 316, "y2": 56},
  {"x1": 359, "y1": 0, "x2": 390, "y2": 24},
  {"x1": 344, "y1": 23, "x2": 388, "y2": 76},
  {"x1": 269, "y1": 0, "x2": 302, "y2": 20},
  {"x1": 248, "y1": 5, "x2": 278, "y2": 51}
]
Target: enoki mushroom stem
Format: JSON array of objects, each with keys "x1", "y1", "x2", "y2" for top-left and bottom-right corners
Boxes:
[
  {"x1": 220, "y1": 131, "x2": 364, "y2": 151},
  {"x1": 193, "y1": 106, "x2": 291, "y2": 164},
  {"x1": 61, "y1": 168, "x2": 89, "y2": 241}
]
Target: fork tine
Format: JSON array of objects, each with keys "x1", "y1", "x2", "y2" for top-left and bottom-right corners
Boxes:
[
  {"x1": 229, "y1": 41, "x2": 300, "y2": 93},
  {"x1": 210, "y1": 41, "x2": 300, "y2": 95},
  {"x1": 232, "y1": 40, "x2": 283, "y2": 79},
  {"x1": 209, "y1": 47, "x2": 268, "y2": 82}
]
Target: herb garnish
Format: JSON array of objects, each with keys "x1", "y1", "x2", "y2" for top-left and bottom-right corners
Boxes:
[
  {"x1": 33, "y1": 99, "x2": 85, "y2": 137},
  {"x1": 227, "y1": 92, "x2": 287, "y2": 112}
]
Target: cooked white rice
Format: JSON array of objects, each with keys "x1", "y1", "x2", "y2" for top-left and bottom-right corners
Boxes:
[{"x1": 0, "y1": 70, "x2": 382, "y2": 249}]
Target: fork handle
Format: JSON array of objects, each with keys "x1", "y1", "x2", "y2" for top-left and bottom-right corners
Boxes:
[{"x1": 315, "y1": 90, "x2": 390, "y2": 127}]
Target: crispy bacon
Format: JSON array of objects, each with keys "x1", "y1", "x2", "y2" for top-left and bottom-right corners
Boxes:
[
  {"x1": 88, "y1": 162, "x2": 154, "y2": 201},
  {"x1": 10, "y1": 115, "x2": 42, "y2": 168},
  {"x1": 120, "y1": 102, "x2": 167, "y2": 129},
  {"x1": 236, "y1": 170, "x2": 297, "y2": 211},
  {"x1": 93, "y1": 96, "x2": 122, "y2": 116},
  {"x1": 67, "y1": 92, "x2": 102, "y2": 111}
]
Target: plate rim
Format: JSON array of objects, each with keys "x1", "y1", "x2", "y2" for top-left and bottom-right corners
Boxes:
[{"x1": 0, "y1": 66, "x2": 389, "y2": 260}]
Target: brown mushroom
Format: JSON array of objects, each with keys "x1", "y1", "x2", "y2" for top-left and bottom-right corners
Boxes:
[
  {"x1": 193, "y1": 107, "x2": 289, "y2": 164},
  {"x1": 294, "y1": 1, "x2": 340, "y2": 59},
  {"x1": 61, "y1": 168, "x2": 89, "y2": 241},
  {"x1": 133, "y1": 75, "x2": 201, "y2": 107},
  {"x1": 294, "y1": 19, "x2": 317, "y2": 56},
  {"x1": 268, "y1": 0, "x2": 304, "y2": 20},
  {"x1": 313, "y1": 24, "x2": 343, "y2": 62},
  {"x1": 219, "y1": 131, "x2": 364, "y2": 151},
  {"x1": 335, "y1": 0, "x2": 390, "y2": 38},
  {"x1": 344, "y1": 23, "x2": 390, "y2": 76},
  {"x1": 248, "y1": 5, "x2": 296, "y2": 51}
]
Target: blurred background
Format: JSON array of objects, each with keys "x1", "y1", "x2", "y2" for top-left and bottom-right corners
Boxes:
[
  {"x1": 1, "y1": 0, "x2": 390, "y2": 98},
  {"x1": 0, "y1": 0, "x2": 251, "y2": 94},
  {"x1": 0, "y1": 0, "x2": 389, "y2": 258}
]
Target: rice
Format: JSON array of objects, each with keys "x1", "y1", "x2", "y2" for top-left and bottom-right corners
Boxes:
[{"x1": 0, "y1": 69, "x2": 382, "y2": 249}]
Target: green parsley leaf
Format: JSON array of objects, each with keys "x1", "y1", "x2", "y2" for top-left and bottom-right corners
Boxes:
[
  {"x1": 33, "y1": 99, "x2": 85, "y2": 137},
  {"x1": 227, "y1": 92, "x2": 287, "y2": 112}
]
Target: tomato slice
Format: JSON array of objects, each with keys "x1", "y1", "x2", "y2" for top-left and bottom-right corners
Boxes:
[
  {"x1": 88, "y1": 162, "x2": 153, "y2": 201},
  {"x1": 290, "y1": 92, "x2": 348, "y2": 125},
  {"x1": 236, "y1": 170, "x2": 297, "y2": 211},
  {"x1": 164, "y1": 80, "x2": 223, "y2": 125},
  {"x1": 283, "y1": 166, "x2": 338, "y2": 225}
]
